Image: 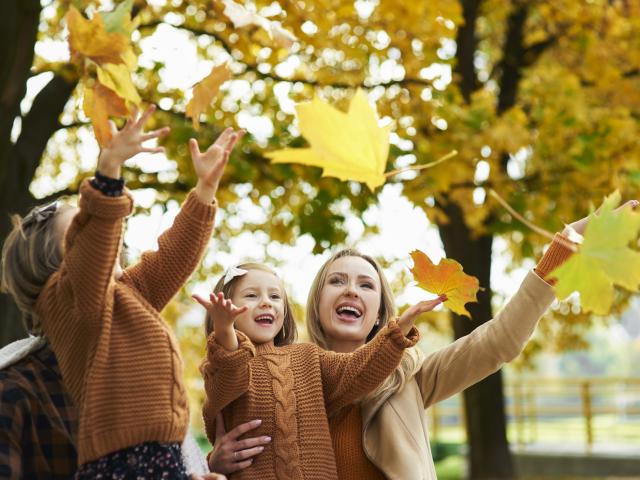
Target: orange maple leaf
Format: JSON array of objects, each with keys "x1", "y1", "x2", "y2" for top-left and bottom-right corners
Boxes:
[
  {"x1": 185, "y1": 63, "x2": 231, "y2": 130},
  {"x1": 66, "y1": 6, "x2": 129, "y2": 66},
  {"x1": 83, "y1": 82, "x2": 130, "y2": 147},
  {"x1": 410, "y1": 250, "x2": 480, "y2": 318}
]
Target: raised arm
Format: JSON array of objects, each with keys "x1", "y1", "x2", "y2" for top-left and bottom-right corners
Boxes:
[
  {"x1": 319, "y1": 296, "x2": 443, "y2": 417},
  {"x1": 416, "y1": 200, "x2": 639, "y2": 408},
  {"x1": 200, "y1": 331, "x2": 255, "y2": 442},
  {"x1": 122, "y1": 129, "x2": 243, "y2": 311},
  {"x1": 59, "y1": 106, "x2": 168, "y2": 321}
]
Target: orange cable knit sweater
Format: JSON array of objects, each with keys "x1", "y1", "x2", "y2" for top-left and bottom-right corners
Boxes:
[
  {"x1": 35, "y1": 179, "x2": 216, "y2": 465},
  {"x1": 329, "y1": 234, "x2": 575, "y2": 479},
  {"x1": 201, "y1": 321, "x2": 419, "y2": 480}
]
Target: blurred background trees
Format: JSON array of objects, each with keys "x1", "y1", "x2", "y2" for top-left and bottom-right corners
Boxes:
[{"x1": 2, "y1": 1, "x2": 639, "y2": 477}]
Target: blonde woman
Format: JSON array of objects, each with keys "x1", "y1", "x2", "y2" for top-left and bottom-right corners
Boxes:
[{"x1": 208, "y1": 202, "x2": 636, "y2": 479}]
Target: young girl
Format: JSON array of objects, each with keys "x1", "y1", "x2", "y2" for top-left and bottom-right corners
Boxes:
[
  {"x1": 1, "y1": 104, "x2": 242, "y2": 478},
  {"x1": 194, "y1": 262, "x2": 446, "y2": 479}
]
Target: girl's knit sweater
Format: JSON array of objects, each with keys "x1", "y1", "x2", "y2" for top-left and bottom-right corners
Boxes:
[
  {"x1": 35, "y1": 179, "x2": 217, "y2": 465},
  {"x1": 202, "y1": 321, "x2": 419, "y2": 480}
]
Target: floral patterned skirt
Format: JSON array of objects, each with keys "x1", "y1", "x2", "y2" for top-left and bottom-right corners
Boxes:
[{"x1": 74, "y1": 442, "x2": 189, "y2": 479}]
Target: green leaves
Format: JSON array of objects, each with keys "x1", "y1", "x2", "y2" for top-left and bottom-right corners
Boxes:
[{"x1": 551, "y1": 192, "x2": 640, "y2": 315}]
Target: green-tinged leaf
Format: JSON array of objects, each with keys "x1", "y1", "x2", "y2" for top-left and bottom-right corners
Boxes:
[{"x1": 551, "y1": 191, "x2": 640, "y2": 315}]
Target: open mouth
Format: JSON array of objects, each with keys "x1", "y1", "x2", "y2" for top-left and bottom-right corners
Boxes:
[
  {"x1": 254, "y1": 314, "x2": 275, "y2": 326},
  {"x1": 335, "y1": 304, "x2": 363, "y2": 321}
]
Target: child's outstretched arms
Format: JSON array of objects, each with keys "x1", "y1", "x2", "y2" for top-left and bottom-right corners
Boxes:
[
  {"x1": 190, "y1": 129, "x2": 244, "y2": 204},
  {"x1": 97, "y1": 105, "x2": 169, "y2": 179},
  {"x1": 196, "y1": 293, "x2": 255, "y2": 446},
  {"x1": 121, "y1": 127, "x2": 244, "y2": 310},
  {"x1": 194, "y1": 292, "x2": 248, "y2": 351},
  {"x1": 57, "y1": 106, "x2": 167, "y2": 319}
]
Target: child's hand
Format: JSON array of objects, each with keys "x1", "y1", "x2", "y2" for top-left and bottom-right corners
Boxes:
[
  {"x1": 194, "y1": 292, "x2": 248, "y2": 351},
  {"x1": 97, "y1": 104, "x2": 170, "y2": 178},
  {"x1": 397, "y1": 294, "x2": 447, "y2": 336},
  {"x1": 190, "y1": 128, "x2": 245, "y2": 204}
]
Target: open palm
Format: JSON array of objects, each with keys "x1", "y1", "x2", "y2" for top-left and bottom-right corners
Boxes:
[{"x1": 189, "y1": 128, "x2": 244, "y2": 192}]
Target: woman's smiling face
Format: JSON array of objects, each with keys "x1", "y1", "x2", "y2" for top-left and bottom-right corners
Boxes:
[{"x1": 317, "y1": 255, "x2": 382, "y2": 348}]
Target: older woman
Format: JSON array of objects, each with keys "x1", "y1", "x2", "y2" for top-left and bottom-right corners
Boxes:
[{"x1": 207, "y1": 205, "x2": 633, "y2": 478}]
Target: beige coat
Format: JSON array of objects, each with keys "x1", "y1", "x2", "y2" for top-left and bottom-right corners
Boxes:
[{"x1": 361, "y1": 271, "x2": 555, "y2": 480}]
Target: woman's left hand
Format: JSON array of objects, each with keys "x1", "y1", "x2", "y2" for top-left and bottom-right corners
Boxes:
[
  {"x1": 397, "y1": 294, "x2": 447, "y2": 335},
  {"x1": 190, "y1": 128, "x2": 244, "y2": 203}
]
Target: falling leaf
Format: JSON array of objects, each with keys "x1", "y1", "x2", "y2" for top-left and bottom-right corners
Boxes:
[
  {"x1": 220, "y1": 0, "x2": 297, "y2": 48},
  {"x1": 266, "y1": 89, "x2": 392, "y2": 190},
  {"x1": 185, "y1": 63, "x2": 231, "y2": 130},
  {"x1": 66, "y1": 6, "x2": 129, "y2": 65},
  {"x1": 410, "y1": 250, "x2": 480, "y2": 318},
  {"x1": 83, "y1": 82, "x2": 130, "y2": 147},
  {"x1": 97, "y1": 63, "x2": 141, "y2": 107},
  {"x1": 550, "y1": 191, "x2": 640, "y2": 315},
  {"x1": 100, "y1": 0, "x2": 135, "y2": 35}
]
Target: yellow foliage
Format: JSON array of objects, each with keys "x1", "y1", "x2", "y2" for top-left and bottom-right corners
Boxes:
[{"x1": 266, "y1": 89, "x2": 391, "y2": 191}]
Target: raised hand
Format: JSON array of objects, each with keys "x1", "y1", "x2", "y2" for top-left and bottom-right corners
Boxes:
[
  {"x1": 193, "y1": 292, "x2": 248, "y2": 350},
  {"x1": 97, "y1": 104, "x2": 170, "y2": 178},
  {"x1": 564, "y1": 199, "x2": 640, "y2": 237},
  {"x1": 190, "y1": 127, "x2": 245, "y2": 203},
  {"x1": 397, "y1": 294, "x2": 447, "y2": 335}
]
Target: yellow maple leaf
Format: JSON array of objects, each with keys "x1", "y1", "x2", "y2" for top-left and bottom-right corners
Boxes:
[
  {"x1": 410, "y1": 249, "x2": 480, "y2": 318},
  {"x1": 83, "y1": 82, "x2": 130, "y2": 147},
  {"x1": 220, "y1": 0, "x2": 297, "y2": 48},
  {"x1": 265, "y1": 89, "x2": 392, "y2": 191},
  {"x1": 97, "y1": 63, "x2": 141, "y2": 107},
  {"x1": 550, "y1": 191, "x2": 640, "y2": 315},
  {"x1": 66, "y1": 6, "x2": 129, "y2": 66},
  {"x1": 185, "y1": 63, "x2": 231, "y2": 130}
]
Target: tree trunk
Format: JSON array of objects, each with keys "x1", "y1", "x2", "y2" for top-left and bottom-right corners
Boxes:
[
  {"x1": 0, "y1": 0, "x2": 77, "y2": 347},
  {"x1": 437, "y1": 200, "x2": 515, "y2": 479}
]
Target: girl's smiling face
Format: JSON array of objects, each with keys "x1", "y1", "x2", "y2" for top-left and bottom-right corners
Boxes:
[{"x1": 230, "y1": 269, "x2": 286, "y2": 346}]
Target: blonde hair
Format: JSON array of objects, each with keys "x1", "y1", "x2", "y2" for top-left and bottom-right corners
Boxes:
[
  {"x1": 204, "y1": 263, "x2": 297, "y2": 346},
  {"x1": 306, "y1": 248, "x2": 425, "y2": 401},
  {"x1": 1, "y1": 202, "x2": 73, "y2": 334}
]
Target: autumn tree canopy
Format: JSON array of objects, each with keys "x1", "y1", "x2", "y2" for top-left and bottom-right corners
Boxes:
[{"x1": 2, "y1": 0, "x2": 640, "y2": 478}]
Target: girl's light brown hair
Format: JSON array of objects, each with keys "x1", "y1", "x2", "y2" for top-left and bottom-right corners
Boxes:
[
  {"x1": 204, "y1": 263, "x2": 297, "y2": 346},
  {"x1": 1, "y1": 202, "x2": 74, "y2": 334},
  {"x1": 305, "y1": 248, "x2": 425, "y2": 401}
]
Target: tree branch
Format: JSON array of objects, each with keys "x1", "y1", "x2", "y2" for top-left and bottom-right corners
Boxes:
[{"x1": 139, "y1": 20, "x2": 433, "y2": 89}]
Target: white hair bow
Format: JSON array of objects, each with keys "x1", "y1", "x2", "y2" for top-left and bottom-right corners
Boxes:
[{"x1": 223, "y1": 266, "x2": 249, "y2": 285}]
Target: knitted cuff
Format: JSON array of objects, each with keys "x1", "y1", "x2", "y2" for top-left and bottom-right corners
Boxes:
[
  {"x1": 90, "y1": 170, "x2": 125, "y2": 197},
  {"x1": 181, "y1": 190, "x2": 218, "y2": 224},
  {"x1": 386, "y1": 319, "x2": 420, "y2": 348},
  {"x1": 79, "y1": 179, "x2": 133, "y2": 218},
  {"x1": 207, "y1": 330, "x2": 256, "y2": 365},
  {"x1": 534, "y1": 233, "x2": 576, "y2": 285}
]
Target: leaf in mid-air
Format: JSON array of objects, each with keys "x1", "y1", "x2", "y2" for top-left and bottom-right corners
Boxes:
[
  {"x1": 66, "y1": 6, "x2": 129, "y2": 65},
  {"x1": 185, "y1": 63, "x2": 231, "y2": 130},
  {"x1": 410, "y1": 250, "x2": 480, "y2": 318},
  {"x1": 83, "y1": 82, "x2": 129, "y2": 147},
  {"x1": 265, "y1": 89, "x2": 392, "y2": 191},
  {"x1": 97, "y1": 63, "x2": 141, "y2": 107},
  {"x1": 220, "y1": 0, "x2": 297, "y2": 48},
  {"x1": 100, "y1": 0, "x2": 135, "y2": 35},
  {"x1": 550, "y1": 191, "x2": 640, "y2": 315}
]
